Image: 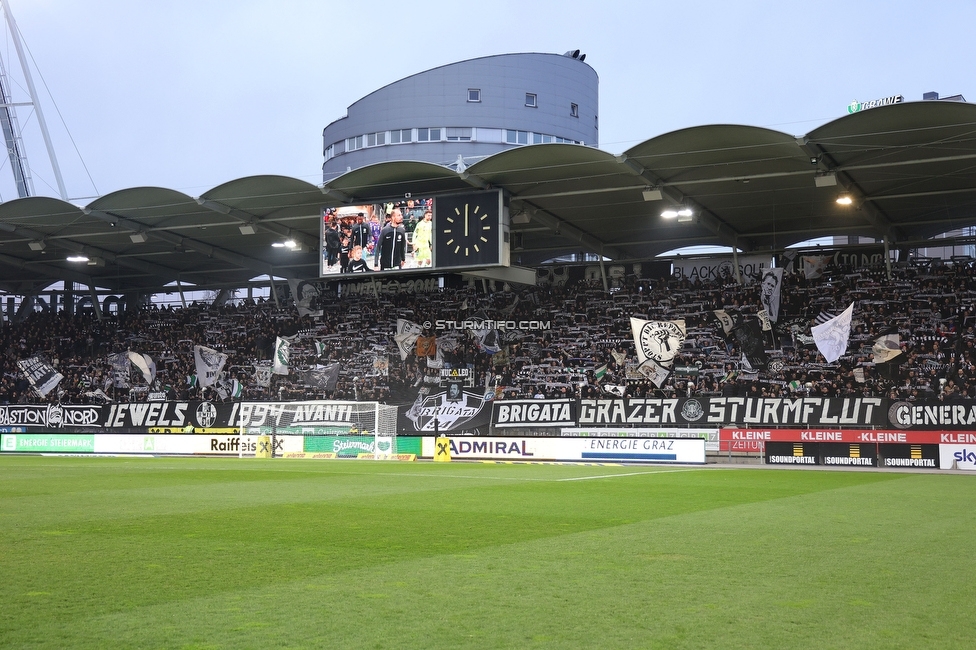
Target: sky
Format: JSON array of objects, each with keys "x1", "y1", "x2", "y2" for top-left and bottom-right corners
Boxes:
[{"x1": 1, "y1": 0, "x2": 973, "y2": 204}]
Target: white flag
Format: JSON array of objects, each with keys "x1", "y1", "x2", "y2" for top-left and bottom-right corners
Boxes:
[
  {"x1": 254, "y1": 364, "x2": 273, "y2": 388},
  {"x1": 757, "y1": 310, "x2": 772, "y2": 332},
  {"x1": 127, "y1": 351, "x2": 156, "y2": 384},
  {"x1": 193, "y1": 345, "x2": 228, "y2": 387},
  {"x1": 802, "y1": 255, "x2": 829, "y2": 280},
  {"x1": 872, "y1": 332, "x2": 903, "y2": 364},
  {"x1": 288, "y1": 278, "x2": 323, "y2": 318},
  {"x1": 636, "y1": 358, "x2": 671, "y2": 387},
  {"x1": 394, "y1": 318, "x2": 423, "y2": 360},
  {"x1": 631, "y1": 317, "x2": 686, "y2": 366},
  {"x1": 812, "y1": 302, "x2": 854, "y2": 363},
  {"x1": 273, "y1": 337, "x2": 290, "y2": 375}
]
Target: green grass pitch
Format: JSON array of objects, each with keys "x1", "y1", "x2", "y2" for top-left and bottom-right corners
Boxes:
[{"x1": 1, "y1": 456, "x2": 974, "y2": 649}]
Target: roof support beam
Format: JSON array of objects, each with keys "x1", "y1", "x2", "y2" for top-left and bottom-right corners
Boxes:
[
  {"x1": 1, "y1": 216, "x2": 175, "y2": 280},
  {"x1": 514, "y1": 199, "x2": 627, "y2": 261},
  {"x1": 321, "y1": 187, "x2": 354, "y2": 204},
  {"x1": 84, "y1": 208, "x2": 292, "y2": 281},
  {"x1": 458, "y1": 171, "x2": 491, "y2": 190},
  {"x1": 616, "y1": 154, "x2": 747, "y2": 251},
  {"x1": 797, "y1": 138, "x2": 904, "y2": 243},
  {"x1": 195, "y1": 198, "x2": 318, "y2": 251},
  {"x1": 0, "y1": 251, "x2": 98, "y2": 287}
]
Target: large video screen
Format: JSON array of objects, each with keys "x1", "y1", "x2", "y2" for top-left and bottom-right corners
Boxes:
[{"x1": 320, "y1": 190, "x2": 505, "y2": 277}]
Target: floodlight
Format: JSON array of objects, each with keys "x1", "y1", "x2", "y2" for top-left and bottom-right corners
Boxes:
[
  {"x1": 815, "y1": 173, "x2": 837, "y2": 187},
  {"x1": 642, "y1": 187, "x2": 663, "y2": 202}
]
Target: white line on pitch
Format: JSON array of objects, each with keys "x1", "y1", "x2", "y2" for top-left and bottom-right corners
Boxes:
[{"x1": 558, "y1": 469, "x2": 694, "y2": 482}]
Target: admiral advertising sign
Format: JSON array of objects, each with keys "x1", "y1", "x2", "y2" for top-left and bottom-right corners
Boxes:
[
  {"x1": 421, "y1": 436, "x2": 705, "y2": 464},
  {"x1": 492, "y1": 399, "x2": 576, "y2": 428}
]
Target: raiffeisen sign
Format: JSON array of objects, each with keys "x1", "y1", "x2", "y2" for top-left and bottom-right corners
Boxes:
[{"x1": 848, "y1": 95, "x2": 904, "y2": 113}]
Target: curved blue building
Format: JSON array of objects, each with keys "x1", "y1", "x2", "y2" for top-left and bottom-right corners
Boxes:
[{"x1": 322, "y1": 51, "x2": 598, "y2": 181}]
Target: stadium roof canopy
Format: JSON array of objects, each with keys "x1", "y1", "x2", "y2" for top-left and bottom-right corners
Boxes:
[{"x1": 2, "y1": 100, "x2": 975, "y2": 294}]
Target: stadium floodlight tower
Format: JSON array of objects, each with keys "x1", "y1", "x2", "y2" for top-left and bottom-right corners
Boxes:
[{"x1": 0, "y1": 0, "x2": 68, "y2": 200}]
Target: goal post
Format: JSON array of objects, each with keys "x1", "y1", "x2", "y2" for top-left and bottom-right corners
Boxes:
[{"x1": 235, "y1": 401, "x2": 398, "y2": 459}]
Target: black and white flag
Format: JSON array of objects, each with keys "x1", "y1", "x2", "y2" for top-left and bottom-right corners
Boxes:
[
  {"x1": 872, "y1": 330, "x2": 903, "y2": 364},
  {"x1": 759, "y1": 268, "x2": 784, "y2": 322},
  {"x1": 812, "y1": 302, "x2": 854, "y2": 363},
  {"x1": 16, "y1": 355, "x2": 63, "y2": 397},
  {"x1": 630, "y1": 317, "x2": 686, "y2": 367},
  {"x1": 304, "y1": 364, "x2": 340, "y2": 391},
  {"x1": 193, "y1": 345, "x2": 228, "y2": 387},
  {"x1": 393, "y1": 318, "x2": 423, "y2": 360}
]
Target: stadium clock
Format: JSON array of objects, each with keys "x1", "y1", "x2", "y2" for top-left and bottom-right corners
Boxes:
[{"x1": 434, "y1": 191, "x2": 501, "y2": 267}]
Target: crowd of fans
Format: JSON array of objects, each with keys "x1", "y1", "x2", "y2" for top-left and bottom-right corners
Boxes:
[{"x1": 2, "y1": 255, "x2": 975, "y2": 406}]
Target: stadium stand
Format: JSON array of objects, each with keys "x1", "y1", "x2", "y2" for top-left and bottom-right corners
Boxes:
[{"x1": 2, "y1": 254, "x2": 974, "y2": 406}]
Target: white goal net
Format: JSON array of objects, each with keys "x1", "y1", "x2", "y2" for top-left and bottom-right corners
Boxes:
[{"x1": 235, "y1": 401, "x2": 399, "y2": 459}]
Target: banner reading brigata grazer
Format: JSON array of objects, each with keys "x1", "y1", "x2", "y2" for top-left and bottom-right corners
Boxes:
[{"x1": 491, "y1": 399, "x2": 576, "y2": 428}]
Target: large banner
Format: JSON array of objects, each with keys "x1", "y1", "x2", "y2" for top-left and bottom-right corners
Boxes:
[
  {"x1": 5, "y1": 398, "x2": 976, "y2": 433},
  {"x1": 421, "y1": 436, "x2": 705, "y2": 464},
  {"x1": 491, "y1": 399, "x2": 577, "y2": 428},
  {"x1": 399, "y1": 387, "x2": 494, "y2": 434},
  {"x1": 671, "y1": 254, "x2": 770, "y2": 284},
  {"x1": 577, "y1": 397, "x2": 888, "y2": 428},
  {"x1": 0, "y1": 401, "x2": 357, "y2": 433},
  {"x1": 236, "y1": 401, "x2": 359, "y2": 432},
  {"x1": 16, "y1": 355, "x2": 63, "y2": 397}
]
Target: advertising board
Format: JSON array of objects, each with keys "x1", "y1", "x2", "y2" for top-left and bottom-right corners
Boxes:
[
  {"x1": 1, "y1": 433, "x2": 94, "y2": 453},
  {"x1": 561, "y1": 428, "x2": 718, "y2": 451},
  {"x1": 421, "y1": 437, "x2": 705, "y2": 464},
  {"x1": 877, "y1": 444, "x2": 939, "y2": 469},
  {"x1": 939, "y1": 445, "x2": 976, "y2": 471}
]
